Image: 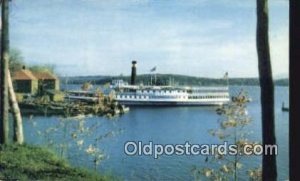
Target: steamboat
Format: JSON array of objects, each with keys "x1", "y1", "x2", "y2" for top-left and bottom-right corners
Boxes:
[
  {"x1": 110, "y1": 61, "x2": 230, "y2": 106},
  {"x1": 66, "y1": 61, "x2": 230, "y2": 106}
]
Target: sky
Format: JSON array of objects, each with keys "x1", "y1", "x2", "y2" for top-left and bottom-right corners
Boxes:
[{"x1": 9, "y1": 0, "x2": 289, "y2": 78}]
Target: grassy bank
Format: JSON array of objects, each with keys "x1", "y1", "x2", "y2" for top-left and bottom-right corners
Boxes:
[{"x1": 0, "y1": 144, "x2": 116, "y2": 181}]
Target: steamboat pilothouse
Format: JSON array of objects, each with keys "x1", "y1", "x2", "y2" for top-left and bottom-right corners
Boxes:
[{"x1": 110, "y1": 61, "x2": 230, "y2": 106}]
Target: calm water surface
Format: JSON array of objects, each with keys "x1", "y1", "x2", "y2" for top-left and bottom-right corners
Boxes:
[{"x1": 22, "y1": 86, "x2": 289, "y2": 180}]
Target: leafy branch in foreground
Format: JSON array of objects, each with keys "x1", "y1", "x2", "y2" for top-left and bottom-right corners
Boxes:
[
  {"x1": 192, "y1": 90, "x2": 262, "y2": 181},
  {"x1": 29, "y1": 114, "x2": 122, "y2": 171}
]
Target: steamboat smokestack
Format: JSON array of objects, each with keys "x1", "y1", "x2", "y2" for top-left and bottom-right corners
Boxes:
[{"x1": 131, "y1": 60, "x2": 137, "y2": 85}]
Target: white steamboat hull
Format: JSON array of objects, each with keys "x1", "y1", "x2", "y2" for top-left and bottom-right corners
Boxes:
[{"x1": 116, "y1": 99, "x2": 229, "y2": 106}]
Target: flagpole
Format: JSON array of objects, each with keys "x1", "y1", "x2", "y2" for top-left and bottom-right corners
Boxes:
[
  {"x1": 149, "y1": 66, "x2": 157, "y2": 86},
  {"x1": 226, "y1": 72, "x2": 229, "y2": 88},
  {"x1": 226, "y1": 77, "x2": 229, "y2": 89},
  {"x1": 223, "y1": 72, "x2": 229, "y2": 88},
  {"x1": 227, "y1": 77, "x2": 229, "y2": 87}
]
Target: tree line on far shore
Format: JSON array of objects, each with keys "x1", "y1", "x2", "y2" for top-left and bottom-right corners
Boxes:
[
  {"x1": 10, "y1": 48, "x2": 289, "y2": 87},
  {"x1": 61, "y1": 74, "x2": 289, "y2": 87}
]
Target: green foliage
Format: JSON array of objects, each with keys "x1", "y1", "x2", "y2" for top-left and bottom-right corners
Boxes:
[
  {"x1": 9, "y1": 48, "x2": 25, "y2": 73},
  {"x1": 81, "y1": 82, "x2": 93, "y2": 91},
  {"x1": 9, "y1": 48, "x2": 56, "y2": 75},
  {"x1": 29, "y1": 64, "x2": 56, "y2": 74},
  {"x1": 0, "y1": 144, "x2": 117, "y2": 180}
]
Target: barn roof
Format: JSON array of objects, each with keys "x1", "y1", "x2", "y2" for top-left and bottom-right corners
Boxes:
[{"x1": 12, "y1": 69, "x2": 38, "y2": 80}]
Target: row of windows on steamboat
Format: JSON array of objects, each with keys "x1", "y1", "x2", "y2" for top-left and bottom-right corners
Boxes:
[{"x1": 117, "y1": 95, "x2": 229, "y2": 99}]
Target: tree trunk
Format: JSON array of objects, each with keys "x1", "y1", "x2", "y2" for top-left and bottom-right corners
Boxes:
[
  {"x1": 8, "y1": 70, "x2": 24, "y2": 144},
  {"x1": 256, "y1": 0, "x2": 277, "y2": 180},
  {"x1": 0, "y1": 0, "x2": 10, "y2": 145}
]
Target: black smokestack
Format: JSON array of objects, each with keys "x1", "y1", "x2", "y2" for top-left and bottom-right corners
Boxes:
[{"x1": 131, "y1": 60, "x2": 137, "y2": 85}]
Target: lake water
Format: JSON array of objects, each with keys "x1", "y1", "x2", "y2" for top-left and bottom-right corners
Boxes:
[{"x1": 22, "y1": 85, "x2": 289, "y2": 180}]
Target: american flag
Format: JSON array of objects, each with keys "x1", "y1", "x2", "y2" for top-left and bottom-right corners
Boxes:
[
  {"x1": 224, "y1": 72, "x2": 228, "y2": 79},
  {"x1": 150, "y1": 66, "x2": 156, "y2": 72}
]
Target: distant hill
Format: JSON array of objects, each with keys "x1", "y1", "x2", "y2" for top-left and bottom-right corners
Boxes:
[
  {"x1": 60, "y1": 74, "x2": 289, "y2": 86},
  {"x1": 274, "y1": 78, "x2": 289, "y2": 86}
]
